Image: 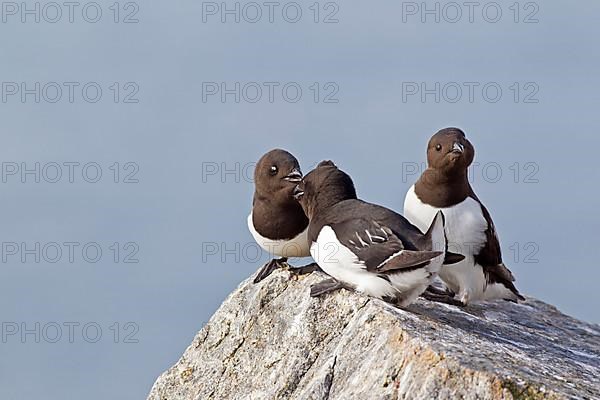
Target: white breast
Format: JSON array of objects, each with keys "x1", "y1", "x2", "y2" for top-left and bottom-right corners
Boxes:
[
  {"x1": 403, "y1": 185, "x2": 491, "y2": 301},
  {"x1": 404, "y1": 185, "x2": 488, "y2": 256},
  {"x1": 247, "y1": 213, "x2": 311, "y2": 258}
]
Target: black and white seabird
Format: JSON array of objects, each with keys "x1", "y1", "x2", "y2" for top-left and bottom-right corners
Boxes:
[
  {"x1": 404, "y1": 127, "x2": 524, "y2": 305},
  {"x1": 249, "y1": 149, "x2": 317, "y2": 283},
  {"x1": 294, "y1": 161, "x2": 463, "y2": 306}
]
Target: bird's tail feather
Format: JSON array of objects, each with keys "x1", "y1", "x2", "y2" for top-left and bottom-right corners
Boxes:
[
  {"x1": 419, "y1": 211, "x2": 446, "y2": 253},
  {"x1": 417, "y1": 211, "x2": 465, "y2": 265}
]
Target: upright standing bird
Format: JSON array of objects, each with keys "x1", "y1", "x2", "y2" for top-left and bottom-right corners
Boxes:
[
  {"x1": 294, "y1": 161, "x2": 462, "y2": 306},
  {"x1": 248, "y1": 149, "x2": 317, "y2": 283},
  {"x1": 404, "y1": 128, "x2": 524, "y2": 305}
]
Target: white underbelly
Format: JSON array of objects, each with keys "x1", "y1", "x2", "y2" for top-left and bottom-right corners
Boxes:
[
  {"x1": 247, "y1": 213, "x2": 310, "y2": 258},
  {"x1": 310, "y1": 226, "x2": 397, "y2": 299},
  {"x1": 404, "y1": 185, "x2": 490, "y2": 299},
  {"x1": 438, "y1": 257, "x2": 486, "y2": 295},
  {"x1": 311, "y1": 226, "x2": 437, "y2": 304},
  {"x1": 404, "y1": 186, "x2": 488, "y2": 258}
]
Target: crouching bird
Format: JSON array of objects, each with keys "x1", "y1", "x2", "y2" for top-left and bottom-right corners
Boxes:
[{"x1": 294, "y1": 160, "x2": 463, "y2": 307}]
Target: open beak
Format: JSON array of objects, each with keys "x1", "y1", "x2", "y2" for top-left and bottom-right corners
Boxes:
[
  {"x1": 451, "y1": 142, "x2": 464, "y2": 154},
  {"x1": 284, "y1": 168, "x2": 302, "y2": 183},
  {"x1": 293, "y1": 185, "x2": 305, "y2": 200}
]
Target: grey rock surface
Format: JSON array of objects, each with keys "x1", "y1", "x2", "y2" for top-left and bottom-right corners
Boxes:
[{"x1": 147, "y1": 269, "x2": 600, "y2": 400}]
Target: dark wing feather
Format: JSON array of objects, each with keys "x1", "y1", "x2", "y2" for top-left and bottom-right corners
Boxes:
[
  {"x1": 331, "y1": 219, "x2": 402, "y2": 271},
  {"x1": 473, "y1": 200, "x2": 503, "y2": 268},
  {"x1": 470, "y1": 194, "x2": 523, "y2": 299},
  {"x1": 330, "y1": 219, "x2": 441, "y2": 272},
  {"x1": 377, "y1": 250, "x2": 443, "y2": 272}
]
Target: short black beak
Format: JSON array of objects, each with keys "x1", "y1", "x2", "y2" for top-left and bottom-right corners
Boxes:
[
  {"x1": 451, "y1": 142, "x2": 464, "y2": 154},
  {"x1": 284, "y1": 168, "x2": 302, "y2": 183},
  {"x1": 293, "y1": 185, "x2": 305, "y2": 200}
]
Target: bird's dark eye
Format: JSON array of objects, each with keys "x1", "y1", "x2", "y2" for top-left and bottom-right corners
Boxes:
[
  {"x1": 435, "y1": 144, "x2": 442, "y2": 151},
  {"x1": 269, "y1": 165, "x2": 278, "y2": 176}
]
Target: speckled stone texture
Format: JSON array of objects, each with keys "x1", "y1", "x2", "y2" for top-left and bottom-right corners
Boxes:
[{"x1": 147, "y1": 269, "x2": 599, "y2": 400}]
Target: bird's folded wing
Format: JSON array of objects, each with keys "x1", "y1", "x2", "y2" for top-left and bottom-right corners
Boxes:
[
  {"x1": 469, "y1": 196, "x2": 502, "y2": 266},
  {"x1": 331, "y1": 219, "x2": 440, "y2": 272},
  {"x1": 472, "y1": 201, "x2": 515, "y2": 281}
]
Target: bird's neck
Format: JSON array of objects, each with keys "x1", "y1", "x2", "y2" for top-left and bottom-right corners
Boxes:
[
  {"x1": 415, "y1": 168, "x2": 471, "y2": 207},
  {"x1": 252, "y1": 194, "x2": 308, "y2": 239},
  {"x1": 313, "y1": 189, "x2": 356, "y2": 217}
]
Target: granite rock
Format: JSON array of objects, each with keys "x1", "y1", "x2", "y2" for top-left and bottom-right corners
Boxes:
[{"x1": 147, "y1": 269, "x2": 600, "y2": 400}]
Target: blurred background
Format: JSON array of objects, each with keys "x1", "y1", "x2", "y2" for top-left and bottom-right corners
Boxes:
[{"x1": 1, "y1": 1, "x2": 599, "y2": 399}]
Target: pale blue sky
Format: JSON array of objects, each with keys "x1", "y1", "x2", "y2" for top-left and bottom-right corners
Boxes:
[{"x1": 1, "y1": 1, "x2": 599, "y2": 399}]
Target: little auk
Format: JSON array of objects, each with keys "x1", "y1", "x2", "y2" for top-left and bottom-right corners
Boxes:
[
  {"x1": 249, "y1": 149, "x2": 318, "y2": 283},
  {"x1": 294, "y1": 160, "x2": 463, "y2": 306},
  {"x1": 404, "y1": 127, "x2": 524, "y2": 305}
]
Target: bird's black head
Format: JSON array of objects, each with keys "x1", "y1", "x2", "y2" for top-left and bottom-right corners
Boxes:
[
  {"x1": 293, "y1": 160, "x2": 357, "y2": 219},
  {"x1": 426, "y1": 127, "x2": 475, "y2": 173},
  {"x1": 254, "y1": 149, "x2": 303, "y2": 204}
]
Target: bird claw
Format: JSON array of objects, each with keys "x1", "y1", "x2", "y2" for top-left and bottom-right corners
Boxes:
[
  {"x1": 253, "y1": 257, "x2": 287, "y2": 284},
  {"x1": 289, "y1": 263, "x2": 321, "y2": 281},
  {"x1": 421, "y1": 289, "x2": 465, "y2": 307},
  {"x1": 425, "y1": 284, "x2": 454, "y2": 297},
  {"x1": 310, "y1": 278, "x2": 346, "y2": 297}
]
